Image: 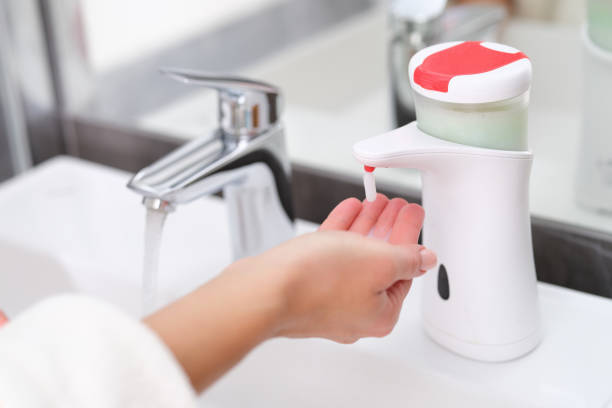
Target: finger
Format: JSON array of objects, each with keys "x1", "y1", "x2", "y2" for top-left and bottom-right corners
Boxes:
[
  {"x1": 319, "y1": 198, "x2": 363, "y2": 231},
  {"x1": 371, "y1": 198, "x2": 409, "y2": 240},
  {"x1": 393, "y1": 245, "x2": 437, "y2": 280},
  {"x1": 388, "y1": 203, "x2": 425, "y2": 246},
  {"x1": 348, "y1": 194, "x2": 389, "y2": 235}
]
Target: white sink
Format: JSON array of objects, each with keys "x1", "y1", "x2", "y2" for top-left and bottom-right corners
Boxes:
[{"x1": 1, "y1": 157, "x2": 612, "y2": 407}]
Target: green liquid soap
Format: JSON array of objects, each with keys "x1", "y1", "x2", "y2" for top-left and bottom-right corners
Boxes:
[{"x1": 413, "y1": 91, "x2": 529, "y2": 151}]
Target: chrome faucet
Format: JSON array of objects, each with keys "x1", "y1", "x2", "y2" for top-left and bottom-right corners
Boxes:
[
  {"x1": 389, "y1": 2, "x2": 507, "y2": 126},
  {"x1": 128, "y1": 69, "x2": 294, "y2": 260}
]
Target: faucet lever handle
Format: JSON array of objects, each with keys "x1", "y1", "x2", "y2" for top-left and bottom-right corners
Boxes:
[
  {"x1": 160, "y1": 68, "x2": 279, "y2": 94},
  {"x1": 160, "y1": 67, "x2": 282, "y2": 139}
]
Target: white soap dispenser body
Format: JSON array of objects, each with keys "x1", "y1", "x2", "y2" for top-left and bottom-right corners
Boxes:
[
  {"x1": 354, "y1": 124, "x2": 541, "y2": 362},
  {"x1": 419, "y1": 144, "x2": 539, "y2": 361}
]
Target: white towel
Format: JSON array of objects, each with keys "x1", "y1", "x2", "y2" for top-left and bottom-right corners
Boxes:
[{"x1": 0, "y1": 294, "x2": 197, "y2": 407}]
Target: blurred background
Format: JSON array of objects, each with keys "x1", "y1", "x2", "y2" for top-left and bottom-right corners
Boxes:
[{"x1": 1, "y1": 0, "x2": 611, "y2": 294}]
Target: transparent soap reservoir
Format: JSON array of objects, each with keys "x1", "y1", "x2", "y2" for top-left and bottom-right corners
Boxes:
[
  {"x1": 413, "y1": 91, "x2": 529, "y2": 151},
  {"x1": 361, "y1": 41, "x2": 532, "y2": 200}
]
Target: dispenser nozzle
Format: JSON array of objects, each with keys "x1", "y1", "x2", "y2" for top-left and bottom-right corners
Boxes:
[{"x1": 363, "y1": 166, "x2": 377, "y2": 202}]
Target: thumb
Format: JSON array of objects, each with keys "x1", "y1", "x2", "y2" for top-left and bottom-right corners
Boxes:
[{"x1": 393, "y1": 245, "x2": 437, "y2": 280}]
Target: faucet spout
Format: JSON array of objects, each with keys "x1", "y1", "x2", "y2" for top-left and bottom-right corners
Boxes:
[
  {"x1": 128, "y1": 133, "x2": 231, "y2": 203},
  {"x1": 127, "y1": 125, "x2": 294, "y2": 259},
  {"x1": 128, "y1": 130, "x2": 236, "y2": 204}
]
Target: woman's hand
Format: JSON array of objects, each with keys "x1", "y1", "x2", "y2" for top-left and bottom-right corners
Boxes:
[
  {"x1": 146, "y1": 194, "x2": 436, "y2": 392},
  {"x1": 259, "y1": 194, "x2": 436, "y2": 343},
  {"x1": 261, "y1": 231, "x2": 435, "y2": 343}
]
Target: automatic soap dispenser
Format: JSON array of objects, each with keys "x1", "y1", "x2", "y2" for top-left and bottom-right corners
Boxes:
[{"x1": 354, "y1": 41, "x2": 540, "y2": 362}]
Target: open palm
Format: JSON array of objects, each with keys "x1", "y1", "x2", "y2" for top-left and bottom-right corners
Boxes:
[{"x1": 319, "y1": 193, "x2": 426, "y2": 309}]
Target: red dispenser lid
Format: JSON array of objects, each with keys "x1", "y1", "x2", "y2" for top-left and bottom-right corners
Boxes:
[{"x1": 408, "y1": 41, "x2": 531, "y2": 104}]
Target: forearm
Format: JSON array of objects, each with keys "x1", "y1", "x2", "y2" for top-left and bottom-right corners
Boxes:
[{"x1": 144, "y1": 258, "x2": 284, "y2": 392}]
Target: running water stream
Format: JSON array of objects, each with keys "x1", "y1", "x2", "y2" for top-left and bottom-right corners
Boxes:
[{"x1": 142, "y1": 208, "x2": 168, "y2": 316}]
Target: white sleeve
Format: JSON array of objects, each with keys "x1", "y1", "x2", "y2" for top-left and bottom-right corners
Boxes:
[{"x1": 0, "y1": 294, "x2": 197, "y2": 408}]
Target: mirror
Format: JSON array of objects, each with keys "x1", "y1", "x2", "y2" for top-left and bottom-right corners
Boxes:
[{"x1": 24, "y1": 0, "x2": 612, "y2": 236}]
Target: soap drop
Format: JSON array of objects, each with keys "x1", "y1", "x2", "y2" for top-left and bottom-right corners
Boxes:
[{"x1": 363, "y1": 166, "x2": 377, "y2": 202}]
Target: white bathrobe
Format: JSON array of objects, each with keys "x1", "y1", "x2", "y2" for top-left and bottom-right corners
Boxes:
[{"x1": 0, "y1": 295, "x2": 198, "y2": 407}]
